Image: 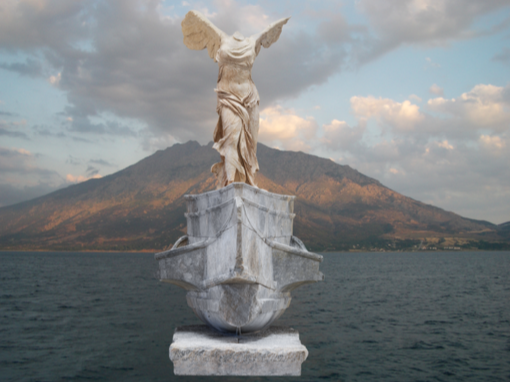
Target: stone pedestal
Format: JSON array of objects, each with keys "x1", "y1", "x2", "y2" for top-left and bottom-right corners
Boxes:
[
  {"x1": 155, "y1": 183, "x2": 324, "y2": 333},
  {"x1": 170, "y1": 325, "x2": 308, "y2": 376},
  {"x1": 157, "y1": 184, "x2": 324, "y2": 375}
]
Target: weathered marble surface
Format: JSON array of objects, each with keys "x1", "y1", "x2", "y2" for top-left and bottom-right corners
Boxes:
[
  {"x1": 155, "y1": 183, "x2": 324, "y2": 333},
  {"x1": 182, "y1": 10, "x2": 290, "y2": 188},
  {"x1": 170, "y1": 325, "x2": 308, "y2": 376}
]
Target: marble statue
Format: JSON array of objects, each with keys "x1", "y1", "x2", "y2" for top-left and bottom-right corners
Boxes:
[
  {"x1": 155, "y1": 12, "x2": 323, "y2": 376},
  {"x1": 181, "y1": 10, "x2": 290, "y2": 189}
]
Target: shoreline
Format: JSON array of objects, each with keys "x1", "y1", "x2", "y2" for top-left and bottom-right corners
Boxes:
[{"x1": 1, "y1": 248, "x2": 509, "y2": 254}]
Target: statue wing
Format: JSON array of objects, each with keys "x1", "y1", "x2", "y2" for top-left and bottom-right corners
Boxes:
[
  {"x1": 253, "y1": 17, "x2": 290, "y2": 56},
  {"x1": 181, "y1": 10, "x2": 227, "y2": 62}
]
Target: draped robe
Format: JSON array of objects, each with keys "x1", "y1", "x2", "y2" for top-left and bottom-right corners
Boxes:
[{"x1": 211, "y1": 37, "x2": 260, "y2": 188}]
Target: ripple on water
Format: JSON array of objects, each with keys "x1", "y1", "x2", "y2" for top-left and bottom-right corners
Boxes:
[{"x1": 0, "y1": 251, "x2": 509, "y2": 382}]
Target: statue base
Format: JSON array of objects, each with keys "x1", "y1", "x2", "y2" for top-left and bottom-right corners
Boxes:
[
  {"x1": 155, "y1": 182, "x2": 323, "y2": 333},
  {"x1": 170, "y1": 325, "x2": 308, "y2": 376}
]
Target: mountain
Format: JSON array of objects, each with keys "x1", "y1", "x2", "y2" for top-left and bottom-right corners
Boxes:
[{"x1": 0, "y1": 141, "x2": 507, "y2": 251}]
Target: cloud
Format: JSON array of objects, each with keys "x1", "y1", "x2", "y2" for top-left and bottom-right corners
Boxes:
[
  {"x1": 66, "y1": 155, "x2": 81, "y2": 165},
  {"x1": 66, "y1": 173, "x2": 102, "y2": 183},
  {"x1": 427, "y1": 84, "x2": 510, "y2": 131},
  {"x1": 0, "y1": 147, "x2": 46, "y2": 173},
  {"x1": 140, "y1": 130, "x2": 178, "y2": 152},
  {"x1": 0, "y1": 58, "x2": 43, "y2": 77},
  {"x1": 48, "y1": 72, "x2": 61, "y2": 86},
  {"x1": 356, "y1": 0, "x2": 510, "y2": 62},
  {"x1": 238, "y1": 82, "x2": 509, "y2": 223},
  {"x1": 0, "y1": 0, "x2": 352, "y2": 145},
  {"x1": 314, "y1": 83, "x2": 510, "y2": 223},
  {"x1": 479, "y1": 134, "x2": 506, "y2": 150},
  {"x1": 429, "y1": 83, "x2": 444, "y2": 96},
  {"x1": 322, "y1": 119, "x2": 366, "y2": 150},
  {"x1": 2, "y1": 0, "x2": 507, "y2": 149},
  {"x1": 351, "y1": 95, "x2": 424, "y2": 132},
  {"x1": 0, "y1": 182, "x2": 62, "y2": 208},
  {"x1": 258, "y1": 106, "x2": 318, "y2": 152},
  {"x1": 85, "y1": 165, "x2": 99, "y2": 176},
  {"x1": 33, "y1": 125, "x2": 67, "y2": 138},
  {"x1": 89, "y1": 158, "x2": 115, "y2": 167},
  {"x1": 0, "y1": 0, "x2": 90, "y2": 50},
  {"x1": 493, "y1": 47, "x2": 510, "y2": 64},
  {"x1": 317, "y1": 13, "x2": 362, "y2": 44},
  {"x1": 64, "y1": 109, "x2": 138, "y2": 136},
  {"x1": 0, "y1": 110, "x2": 17, "y2": 117},
  {"x1": 0, "y1": 127, "x2": 29, "y2": 139},
  {"x1": 0, "y1": 146, "x2": 66, "y2": 207},
  {"x1": 0, "y1": 119, "x2": 30, "y2": 139}
]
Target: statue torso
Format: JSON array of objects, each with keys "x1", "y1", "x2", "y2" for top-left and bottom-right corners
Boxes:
[{"x1": 216, "y1": 36, "x2": 259, "y2": 102}]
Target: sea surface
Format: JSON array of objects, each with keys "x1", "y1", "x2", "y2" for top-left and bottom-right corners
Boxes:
[{"x1": 1, "y1": 251, "x2": 509, "y2": 382}]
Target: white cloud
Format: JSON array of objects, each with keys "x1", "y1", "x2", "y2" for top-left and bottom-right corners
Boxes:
[
  {"x1": 429, "y1": 83, "x2": 444, "y2": 96},
  {"x1": 300, "y1": 83, "x2": 510, "y2": 223},
  {"x1": 351, "y1": 96, "x2": 424, "y2": 132},
  {"x1": 427, "y1": 84, "x2": 510, "y2": 131},
  {"x1": 66, "y1": 173, "x2": 102, "y2": 183},
  {"x1": 259, "y1": 106, "x2": 318, "y2": 152},
  {"x1": 140, "y1": 130, "x2": 178, "y2": 152},
  {"x1": 48, "y1": 72, "x2": 61, "y2": 86},
  {"x1": 14, "y1": 148, "x2": 32, "y2": 156},
  {"x1": 389, "y1": 167, "x2": 404, "y2": 175},
  {"x1": 479, "y1": 134, "x2": 506, "y2": 150},
  {"x1": 322, "y1": 119, "x2": 366, "y2": 150},
  {"x1": 437, "y1": 140, "x2": 454, "y2": 150}
]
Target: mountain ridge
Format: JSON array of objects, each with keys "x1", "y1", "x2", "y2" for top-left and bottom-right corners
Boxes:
[{"x1": 0, "y1": 141, "x2": 507, "y2": 251}]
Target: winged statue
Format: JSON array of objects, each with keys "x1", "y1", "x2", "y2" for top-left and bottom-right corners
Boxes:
[{"x1": 182, "y1": 10, "x2": 290, "y2": 189}]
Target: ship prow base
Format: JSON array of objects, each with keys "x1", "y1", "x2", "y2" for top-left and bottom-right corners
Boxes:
[{"x1": 156, "y1": 183, "x2": 324, "y2": 333}]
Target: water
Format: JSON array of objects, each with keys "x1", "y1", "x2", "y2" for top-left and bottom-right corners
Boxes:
[{"x1": 1, "y1": 251, "x2": 509, "y2": 382}]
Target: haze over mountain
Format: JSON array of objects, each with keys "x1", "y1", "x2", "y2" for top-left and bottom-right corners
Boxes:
[{"x1": 0, "y1": 141, "x2": 507, "y2": 251}]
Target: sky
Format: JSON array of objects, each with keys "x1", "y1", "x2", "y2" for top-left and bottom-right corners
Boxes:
[{"x1": 1, "y1": 0, "x2": 510, "y2": 224}]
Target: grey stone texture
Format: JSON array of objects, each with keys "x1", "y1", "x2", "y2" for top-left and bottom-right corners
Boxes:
[
  {"x1": 170, "y1": 325, "x2": 308, "y2": 376},
  {"x1": 155, "y1": 183, "x2": 324, "y2": 333}
]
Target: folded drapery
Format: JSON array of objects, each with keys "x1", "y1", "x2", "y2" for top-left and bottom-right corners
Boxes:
[{"x1": 211, "y1": 88, "x2": 259, "y2": 188}]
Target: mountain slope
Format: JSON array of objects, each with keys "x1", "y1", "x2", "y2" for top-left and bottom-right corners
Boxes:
[{"x1": 0, "y1": 141, "x2": 502, "y2": 251}]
